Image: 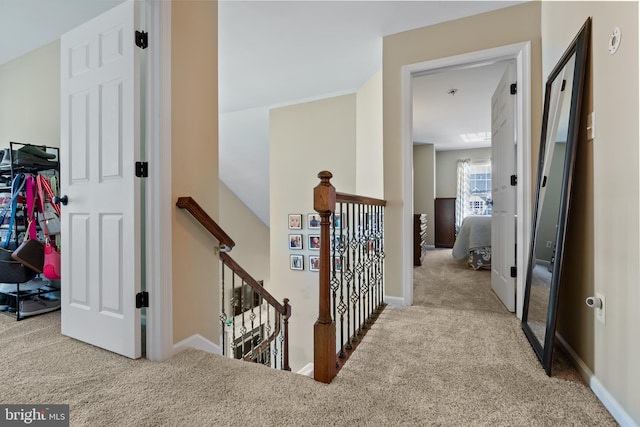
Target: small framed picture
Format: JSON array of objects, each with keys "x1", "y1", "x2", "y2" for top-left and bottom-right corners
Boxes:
[
  {"x1": 288, "y1": 214, "x2": 302, "y2": 230},
  {"x1": 308, "y1": 213, "x2": 321, "y2": 229},
  {"x1": 332, "y1": 213, "x2": 343, "y2": 229},
  {"x1": 289, "y1": 234, "x2": 303, "y2": 250},
  {"x1": 290, "y1": 254, "x2": 304, "y2": 270},
  {"x1": 308, "y1": 234, "x2": 320, "y2": 250},
  {"x1": 331, "y1": 234, "x2": 344, "y2": 250},
  {"x1": 333, "y1": 256, "x2": 342, "y2": 272},
  {"x1": 309, "y1": 255, "x2": 320, "y2": 272}
]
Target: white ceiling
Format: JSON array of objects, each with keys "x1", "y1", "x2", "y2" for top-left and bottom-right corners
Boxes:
[
  {"x1": 0, "y1": 0, "x2": 125, "y2": 66},
  {"x1": 412, "y1": 60, "x2": 511, "y2": 151},
  {"x1": 1, "y1": 0, "x2": 525, "y2": 226}
]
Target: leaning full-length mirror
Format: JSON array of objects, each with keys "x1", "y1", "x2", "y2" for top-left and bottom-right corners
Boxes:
[{"x1": 522, "y1": 18, "x2": 591, "y2": 375}]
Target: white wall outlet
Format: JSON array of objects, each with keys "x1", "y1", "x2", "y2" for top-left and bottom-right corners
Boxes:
[
  {"x1": 587, "y1": 111, "x2": 595, "y2": 140},
  {"x1": 595, "y1": 292, "x2": 605, "y2": 324},
  {"x1": 546, "y1": 240, "x2": 552, "y2": 248}
]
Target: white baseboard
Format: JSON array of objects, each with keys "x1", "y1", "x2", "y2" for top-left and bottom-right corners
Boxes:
[
  {"x1": 384, "y1": 295, "x2": 406, "y2": 307},
  {"x1": 173, "y1": 334, "x2": 222, "y2": 356},
  {"x1": 556, "y1": 334, "x2": 638, "y2": 427},
  {"x1": 297, "y1": 363, "x2": 314, "y2": 377}
]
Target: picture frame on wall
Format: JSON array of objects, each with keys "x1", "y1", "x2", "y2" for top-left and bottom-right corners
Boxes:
[
  {"x1": 289, "y1": 234, "x2": 303, "y2": 250},
  {"x1": 308, "y1": 234, "x2": 320, "y2": 250},
  {"x1": 309, "y1": 255, "x2": 320, "y2": 272},
  {"x1": 331, "y1": 234, "x2": 344, "y2": 250},
  {"x1": 288, "y1": 214, "x2": 302, "y2": 230},
  {"x1": 332, "y1": 212, "x2": 343, "y2": 229},
  {"x1": 308, "y1": 213, "x2": 321, "y2": 229},
  {"x1": 334, "y1": 256, "x2": 342, "y2": 272},
  {"x1": 290, "y1": 254, "x2": 304, "y2": 271}
]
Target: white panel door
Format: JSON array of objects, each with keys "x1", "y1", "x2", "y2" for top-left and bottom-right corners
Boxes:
[
  {"x1": 60, "y1": 0, "x2": 141, "y2": 358},
  {"x1": 491, "y1": 63, "x2": 517, "y2": 312}
]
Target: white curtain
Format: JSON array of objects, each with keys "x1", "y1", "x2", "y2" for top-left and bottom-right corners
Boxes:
[{"x1": 455, "y1": 158, "x2": 471, "y2": 233}]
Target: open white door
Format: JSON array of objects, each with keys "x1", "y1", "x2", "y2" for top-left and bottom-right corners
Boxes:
[
  {"x1": 491, "y1": 63, "x2": 517, "y2": 312},
  {"x1": 60, "y1": 0, "x2": 142, "y2": 358}
]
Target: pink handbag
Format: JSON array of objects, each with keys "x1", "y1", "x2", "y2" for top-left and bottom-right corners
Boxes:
[
  {"x1": 43, "y1": 242, "x2": 61, "y2": 280},
  {"x1": 37, "y1": 174, "x2": 62, "y2": 280}
]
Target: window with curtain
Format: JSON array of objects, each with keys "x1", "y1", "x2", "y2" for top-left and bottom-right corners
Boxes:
[
  {"x1": 456, "y1": 159, "x2": 492, "y2": 232},
  {"x1": 468, "y1": 162, "x2": 492, "y2": 215}
]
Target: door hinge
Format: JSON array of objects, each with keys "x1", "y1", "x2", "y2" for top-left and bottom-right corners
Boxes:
[
  {"x1": 136, "y1": 291, "x2": 149, "y2": 308},
  {"x1": 135, "y1": 30, "x2": 148, "y2": 49},
  {"x1": 135, "y1": 161, "x2": 148, "y2": 178},
  {"x1": 510, "y1": 175, "x2": 517, "y2": 186},
  {"x1": 542, "y1": 176, "x2": 548, "y2": 188},
  {"x1": 510, "y1": 82, "x2": 517, "y2": 95},
  {"x1": 510, "y1": 267, "x2": 517, "y2": 278}
]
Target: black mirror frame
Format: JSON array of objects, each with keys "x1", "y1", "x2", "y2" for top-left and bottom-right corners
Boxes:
[{"x1": 521, "y1": 17, "x2": 591, "y2": 376}]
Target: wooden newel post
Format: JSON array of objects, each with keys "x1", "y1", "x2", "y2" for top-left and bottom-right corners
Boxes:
[{"x1": 313, "y1": 171, "x2": 337, "y2": 384}]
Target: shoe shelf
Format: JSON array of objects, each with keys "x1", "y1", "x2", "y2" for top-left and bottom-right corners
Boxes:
[
  {"x1": 0, "y1": 142, "x2": 61, "y2": 321},
  {"x1": 0, "y1": 281, "x2": 61, "y2": 320}
]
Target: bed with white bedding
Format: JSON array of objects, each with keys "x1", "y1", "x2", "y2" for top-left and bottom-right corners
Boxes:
[{"x1": 451, "y1": 215, "x2": 491, "y2": 270}]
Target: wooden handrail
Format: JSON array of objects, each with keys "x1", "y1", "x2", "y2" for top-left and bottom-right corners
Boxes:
[
  {"x1": 176, "y1": 196, "x2": 235, "y2": 249},
  {"x1": 178, "y1": 195, "x2": 291, "y2": 371},
  {"x1": 219, "y1": 252, "x2": 288, "y2": 315},
  {"x1": 336, "y1": 192, "x2": 386, "y2": 207}
]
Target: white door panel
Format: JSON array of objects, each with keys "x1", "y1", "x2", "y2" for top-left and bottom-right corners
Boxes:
[
  {"x1": 60, "y1": 0, "x2": 141, "y2": 358},
  {"x1": 491, "y1": 63, "x2": 517, "y2": 312}
]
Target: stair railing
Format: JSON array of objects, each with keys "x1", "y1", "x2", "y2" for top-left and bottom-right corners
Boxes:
[
  {"x1": 313, "y1": 171, "x2": 386, "y2": 383},
  {"x1": 177, "y1": 196, "x2": 291, "y2": 371}
]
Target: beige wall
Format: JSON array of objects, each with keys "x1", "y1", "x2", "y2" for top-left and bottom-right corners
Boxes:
[
  {"x1": 219, "y1": 181, "x2": 270, "y2": 286},
  {"x1": 383, "y1": 1, "x2": 542, "y2": 298},
  {"x1": 542, "y1": 2, "x2": 639, "y2": 423},
  {"x1": 413, "y1": 144, "x2": 435, "y2": 245},
  {"x1": 356, "y1": 71, "x2": 384, "y2": 198},
  {"x1": 171, "y1": 0, "x2": 220, "y2": 345},
  {"x1": 0, "y1": 41, "x2": 60, "y2": 148},
  {"x1": 435, "y1": 147, "x2": 492, "y2": 198},
  {"x1": 270, "y1": 94, "x2": 357, "y2": 371}
]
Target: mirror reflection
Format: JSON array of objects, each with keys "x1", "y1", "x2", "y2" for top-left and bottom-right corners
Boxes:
[{"x1": 526, "y1": 54, "x2": 575, "y2": 345}]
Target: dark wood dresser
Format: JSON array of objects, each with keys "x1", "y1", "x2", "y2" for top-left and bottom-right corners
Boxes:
[{"x1": 434, "y1": 198, "x2": 456, "y2": 248}]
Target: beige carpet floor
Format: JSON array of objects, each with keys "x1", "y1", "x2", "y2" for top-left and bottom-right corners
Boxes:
[
  {"x1": 0, "y1": 303, "x2": 616, "y2": 426},
  {"x1": 414, "y1": 248, "x2": 507, "y2": 314}
]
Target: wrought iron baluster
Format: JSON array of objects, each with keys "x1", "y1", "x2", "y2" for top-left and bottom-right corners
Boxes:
[
  {"x1": 266, "y1": 303, "x2": 272, "y2": 367},
  {"x1": 365, "y1": 204, "x2": 372, "y2": 324},
  {"x1": 220, "y1": 260, "x2": 227, "y2": 357},
  {"x1": 249, "y1": 286, "x2": 256, "y2": 362},
  {"x1": 330, "y1": 212, "x2": 338, "y2": 322},
  {"x1": 344, "y1": 203, "x2": 352, "y2": 351},
  {"x1": 279, "y1": 313, "x2": 285, "y2": 369},
  {"x1": 258, "y1": 289, "x2": 264, "y2": 365},
  {"x1": 231, "y1": 273, "x2": 237, "y2": 358},
  {"x1": 240, "y1": 279, "x2": 248, "y2": 360},
  {"x1": 336, "y1": 203, "x2": 347, "y2": 359}
]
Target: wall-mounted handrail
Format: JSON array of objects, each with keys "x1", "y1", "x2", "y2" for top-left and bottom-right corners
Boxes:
[{"x1": 176, "y1": 196, "x2": 235, "y2": 250}]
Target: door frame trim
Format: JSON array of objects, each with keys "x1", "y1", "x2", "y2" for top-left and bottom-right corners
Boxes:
[
  {"x1": 144, "y1": 0, "x2": 173, "y2": 361},
  {"x1": 401, "y1": 41, "x2": 532, "y2": 318}
]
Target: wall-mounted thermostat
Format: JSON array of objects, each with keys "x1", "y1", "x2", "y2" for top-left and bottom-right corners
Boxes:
[{"x1": 608, "y1": 27, "x2": 621, "y2": 54}]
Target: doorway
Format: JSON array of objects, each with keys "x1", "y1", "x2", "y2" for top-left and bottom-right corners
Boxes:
[{"x1": 402, "y1": 42, "x2": 532, "y2": 319}]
